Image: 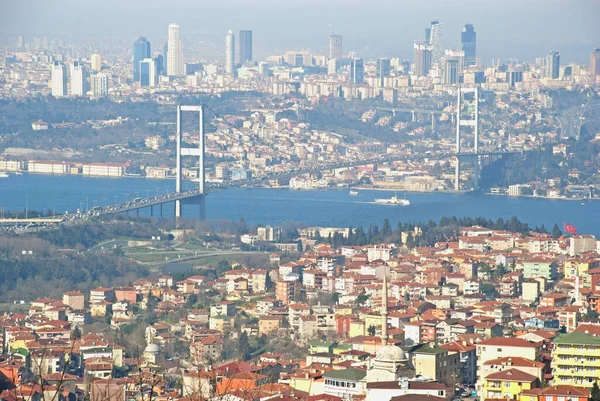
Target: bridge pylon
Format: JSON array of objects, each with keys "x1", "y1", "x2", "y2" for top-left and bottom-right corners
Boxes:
[
  {"x1": 176, "y1": 104, "x2": 207, "y2": 224},
  {"x1": 455, "y1": 87, "x2": 480, "y2": 191}
]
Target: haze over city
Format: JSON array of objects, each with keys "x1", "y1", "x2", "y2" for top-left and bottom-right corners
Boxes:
[{"x1": 2, "y1": 0, "x2": 600, "y2": 62}]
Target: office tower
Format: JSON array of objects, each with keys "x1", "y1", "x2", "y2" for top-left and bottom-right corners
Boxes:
[
  {"x1": 17, "y1": 35, "x2": 24, "y2": 49},
  {"x1": 162, "y1": 42, "x2": 168, "y2": 74},
  {"x1": 225, "y1": 30, "x2": 235, "y2": 75},
  {"x1": 428, "y1": 20, "x2": 442, "y2": 65},
  {"x1": 507, "y1": 71, "x2": 523, "y2": 88},
  {"x1": 167, "y1": 24, "x2": 184, "y2": 76},
  {"x1": 546, "y1": 51, "x2": 560, "y2": 79},
  {"x1": 444, "y1": 57, "x2": 459, "y2": 85},
  {"x1": 461, "y1": 24, "x2": 476, "y2": 66},
  {"x1": 90, "y1": 54, "x2": 101, "y2": 72},
  {"x1": 239, "y1": 30, "x2": 253, "y2": 63},
  {"x1": 140, "y1": 58, "x2": 157, "y2": 87},
  {"x1": 70, "y1": 61, "x2": 86, "y2": 96},
  {"x1": 185, "y1": 63, "x2": 201, "y2": 75},
  {"x1": 51, "y1": 61, "x2": 67, "y2": 97},
  {"x1": 91, "y1": 73, "x2": 109, "y2": 97},
  {"x1": 133, "y1": 37, "x2": 151, "y2": 81},
  {"x1": 327, "y1": 59, "x2": 339, "y2": 75},
  {"x1": 425, "y1": 28, "x2": 431, "y2": 44},
  {"x1": 376, "y1": 58, "x2": 391, "y2": 87},
  {"x1": 155, "y1": 55, "x2": 164, "y2": 76},
  {"x1": 349, "y1": 58, "x2": 364, "y2": 83},
  {"x1": 329, "y1": 34, "x2": 343, "y2": 60},
  {"x1": 590, "y1": 48, "x2": 600, "y2": 76},
  {"x1": 414, "y1": 42, "x2": 432, "y2": 77}
]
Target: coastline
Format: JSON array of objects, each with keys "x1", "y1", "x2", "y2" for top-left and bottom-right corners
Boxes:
[{"x1": 485, "y1": 193, "x2": 595, "y2": 202}]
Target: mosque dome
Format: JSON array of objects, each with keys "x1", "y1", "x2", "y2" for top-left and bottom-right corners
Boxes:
[
  {"x1": 144, "y1": 343, "x2": 160, "y2": 354},
  {"x1": 375, "y1": 345, "x2": 406, "y2": 362}
]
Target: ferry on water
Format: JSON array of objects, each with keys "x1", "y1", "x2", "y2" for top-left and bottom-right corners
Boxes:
[{"x1": 374, "y1": 192, "x2": 410, "y2": 206}]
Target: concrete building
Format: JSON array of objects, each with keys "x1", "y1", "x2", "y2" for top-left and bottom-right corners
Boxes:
[
  {"x1": 167, "y1": 24, "x2": 184, "y2": 76},
  {"x1": 90, "y1": 53, "x2": 101, "y2": 72},
  {"x1": 225, "y1": 30, "x2": 235, "y2": 75},
  {"x1": 140, "y1": 58, "x2": 157, "y2": 87},
  {"x1": 461, "y1": 24, "x2": 476, "y2": 66},
  {"x1": 91, "y1": 74, "x2": 109, "y2": 97},
  {"x1": 547, "y1": 51, "x2": 560, "y2": 79},
  {"x1": 591, "y1": 48, "x2": 600, "y2": 76},
  {"x1": 133, "y1": 37, "x2": 151, "y2": 81},
  {"x1": 329, "y1": 34, "x2": 342, "y2": 60},
  {"x1": 70, "y1": 61, "x2": 86, "y2": 96},
  {"x1": 414, "y1": 42, "x2": 432, "y2": 77},
  {"x1": 428, "y1": 20, "x2": 443, "y2": 65},
  {"x1": 51, "y1": 61, "x2": 67, "y2": 97}
]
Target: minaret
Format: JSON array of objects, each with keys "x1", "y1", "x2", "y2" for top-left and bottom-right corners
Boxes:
[{"x1": 381, "y1": 271, "x2": 388, "y2": 346}]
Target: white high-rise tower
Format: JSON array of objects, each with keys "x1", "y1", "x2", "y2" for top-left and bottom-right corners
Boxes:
[
  {"x1": 51, "y1": 61, "x2": 67, "y2": 97},
  {"x1": 70, "y1": 61, "x2": 85, "y2": 96},
  {"x1": 167, "y1": 23, "x2": 184, "y2": 76},
  {"x1": 225, "y1": 30, "x2": 235, "y2": 76},
  {"x1": 429, "y1": 20, "x2": 443, "y2": 66}
]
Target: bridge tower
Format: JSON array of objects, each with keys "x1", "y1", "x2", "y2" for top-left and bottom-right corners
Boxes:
[
  {"x1": 455, "y1": 87, "x2": 480, "y2": 191},
  {"x1": 176, "y1": 104, "x2": 206, "y2": 221}
]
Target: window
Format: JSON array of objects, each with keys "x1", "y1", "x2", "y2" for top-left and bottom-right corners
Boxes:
[
  {"x1": 497, "y1": 348, "x2": 502, "y2": 352},
  {"x1": 504, "y1": 382, "x2": 511, "y2": 388}
]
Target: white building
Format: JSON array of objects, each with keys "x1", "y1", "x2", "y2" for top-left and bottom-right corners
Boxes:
[
  {"x1": 91, "y1": 74, "x2": 109, "y2": 97},
  {"x1": 70, "y1": 61, "x2": 85, "y2": 96},
  {"x1": 167, "y1": 23, "x2": 184, "y2": 76},
  {"x1": 51, "y1": 61, "x2": 67, "y2": 97},
  {"x1": 90, "y1": 54, "x2": 101, "y2": 72},
  {"x1": 225, "y1": 29, "x2": 235, "y2": 76}
]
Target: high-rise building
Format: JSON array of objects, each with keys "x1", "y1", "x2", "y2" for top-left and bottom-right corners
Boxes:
[
  {"x1": 225, "y1": 30, "x2": 235, "y2": 75},
  {"x1": 167, "y1": 24, "x2": 184, "y2": 76},
  {"x1": 376, "y1": 58, "x2": 391, "y2": 87},
  {"x1": 155, "y1": 55, "x2": 164, "y2": 76},
  {"x1": 349, "y1": 58, "x2": 364, "y2": 83},
  {"x1": 239, "y1": 30, "x2": 252, "y2": 64},
  {"x1": 414, "y1": 42, "x2": 432, "y2": 77},
  {"x1": 133, "y1": 37, "x2": 151, "y2": 81},
  {"x1": 70, "y1": 61, "x2": 86, "y2": 96},
  {"x1": 590, "y1": 48, "x2": 600, "y2": 76},
  {"x1": 444, "y1": 57, "x2": 460, "y2": 85},
  {"x1": 90, "y1": 53, "x2": 101, "y2": 72},
  {"x1": 51, "y1": 61, "x2": 67, "y2": 97},
  {"x1": 17, "y1": 35, "x2": 24, "y2": 49},
  {"x1": 162, "y1": 42, "x2": 168, "y2": 75},
  {"x1": 546, "y1": 51, "x2": 560, "y2": 79},
  {"x1": 91, "y1": 73, "x2": 109, "y2": 97},
  {"x1": 329, "y1": 34, "x2": 342, "y2": 60},
  {"x1": 461, "y1": 24, "x2": 476, "y2": 66},
  {"x1": 140, "y1": 58, "x2": 157, "y2": 87},
  {"x1": 428, "y1": 20, "x2": 443, "y2": 65}
]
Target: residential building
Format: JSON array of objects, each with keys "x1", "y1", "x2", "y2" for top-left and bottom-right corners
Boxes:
[
  {"x1": 91, "y1": 73, "x2": 109, "y2": 97},
  {"x1": 90, "y1": 53, "x2": 101, "y2": 72},
  {"x1": 552, "y1": 331, "x2": 600, "y2": 388},
  {"x1": 51, "y1": 61, "x2": 67, "y2": 97},
  {"x1": 483, "y1": 368, "x2": 539, "y2": 400}
]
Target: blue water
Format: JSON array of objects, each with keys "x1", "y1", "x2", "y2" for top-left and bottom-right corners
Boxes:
[{"x1": 0, "y1": 173, "x2": 598, "y2": 236}]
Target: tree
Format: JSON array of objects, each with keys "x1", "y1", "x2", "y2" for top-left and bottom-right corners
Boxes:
[
  {"x1": 405, "y1": 232, "x2": 415, "y2": 248},
  {"x1": 72, "y1": 326, "x2": 82, "y2": 339},
  {"x1": 355, "y1": 290, "x2": 370, "y2": 306},
  {"x1": 367, "y1": 325, "x2": 376, "y2": 337},
  {"x1": 382, "y1": 219, "x2": 392, "y2": 238},
  {"x1": 552, "y1": 224, "x2": 562, "y2": 239},
  {"x1": 331, "y1": 292, "x2": 340, "y2": 304},
  {"x1": 592, "y1": 382, "x2": 600, "y2": 401}
]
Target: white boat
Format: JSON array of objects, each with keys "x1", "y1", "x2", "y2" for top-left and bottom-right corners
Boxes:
[
  {"x1": 15, "y1": 171, "x2": 23, "y2": 176},
  {"x1": 0, "y1": 173, "x2": 8, "y2": 178},
  {"x1": 349, "y1": 190, "x2": 359, "y2": 196},
  {"x1": 374, "y1": 192, "x2": 410, "y2": 206}
]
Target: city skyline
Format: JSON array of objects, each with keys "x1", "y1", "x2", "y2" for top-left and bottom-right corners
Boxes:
[{"x1": 1, "y1": 0, "x2": 599, "y2": 63}]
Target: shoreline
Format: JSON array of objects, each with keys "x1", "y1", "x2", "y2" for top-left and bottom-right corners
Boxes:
[{"x1": 485, "y1": 193, "x2": 594, "y2": 202}]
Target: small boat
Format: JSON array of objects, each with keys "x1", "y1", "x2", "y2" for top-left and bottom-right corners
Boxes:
[
  {"x1": 374, "y1": 192, "x2": 410, "y2": 206},
  {"x1": 349, "y1": 190, "x2": 359, "y2": 196},
  {"x1": 0, "y1": 172, "x2": 8, "y2": 178},
  {"x1": 15, "y1": 171, "x2": 23, "y2": 176}
]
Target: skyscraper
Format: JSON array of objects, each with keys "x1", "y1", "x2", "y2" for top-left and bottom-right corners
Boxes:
[
  {"x1": 70, "y1": 61, "x2": 86, "y2": 96},
  {"x1": 91, "y1": 74, "x2": 109, "y2": 97},
  {"x1": 225, "y1": 30, "x2": 235, "y2": 75},
  {"x1": 133, "y1": 37, "x2": 151, "y2": 81},
  {"x1": 167, "y1": 24, "x2": 184, "y2": 76},
  {"x1": 461, "y1": 24, "x2": 476, "y2": 66},
  {"x1": 428, "y1": 21, "x2": 443, "y2": 65},
  {"x1": 239, "y1": 30, "x2": 253, "y2": 64},
  {"x1": 414, "y1": 42, "x2": 432, "y2": 77},
  {"x1": 90, "y1": 54, "x2": 102, "y2": 72},
  {"x1": 349, "y1": 58, "x2": 364, "y2": 83},
  {"x1": 376, "y1": 58, "x2": 391, "y2": 87},
  {"x1": 546, "y1": 51, "x2": 560, "y2": 79},
  {"x1": 444, "y1": 57, "x2": 460, "y2": 85},
  {"x1": 140, "y1": 58, "x2": 157, "y2": 87},
  {"x1": 162, "y1": 42, "x2": 168, "y2": 75},
  {"x1": 329, "y1": 34, "x2": 342, "y2": 60},
  {"x1": 17, "y1": 35, "x2": 24, "y2": 49},
  {"x1": 590, "y1": 48, "x2": 600, "y2": 76},
  {"x1": 51, "y1": 61, "x2": 67, "y2": 97},
  {"x1": 155, "y1": 55, "x2": 164, "y2": 76}
]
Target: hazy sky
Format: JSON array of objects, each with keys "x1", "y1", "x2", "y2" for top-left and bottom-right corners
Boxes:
[{"x1": 2, "y1": 0, "x2": 599, "y2": 63}]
